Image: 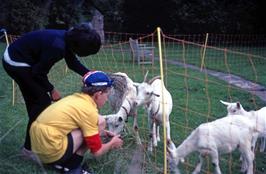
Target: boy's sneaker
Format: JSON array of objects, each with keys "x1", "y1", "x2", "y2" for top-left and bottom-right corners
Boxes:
[
  {"x1": 21, "y1": 147, "x2": 39, "y2": 162},
  {"x1": 63, "y1": 165, "x2": 94, "y2": 174}
]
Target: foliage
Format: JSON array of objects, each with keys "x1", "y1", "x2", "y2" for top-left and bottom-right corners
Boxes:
[
  {"x1": 120, "y1": 0, "x2": 265, "y2": 34},
  {"x1": 0, "y1": 39, "x2": 266, "y2": 173},
  {"x1": 1, "y1": 0, "x2": 49, "y2": 34},
  {"x1": 47, "y1": 0, "x2": 83, "y2": 29},
  {"x1": 0, "y1": 0, "x2": 265, "y2": 34}
]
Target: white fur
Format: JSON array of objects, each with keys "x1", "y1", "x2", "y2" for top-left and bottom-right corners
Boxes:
[
  {"x1": 220, "y1": 100, "x2": 266, "y2": 152},
  {"x1": 167, "y1": 115, "x2": 256, "y2": 174},
  {"x1": 103, "y1": 72, "x2": 141, "y2": 144},
  {"x1": 135, "y1": 76, "x2": 173, "y2": 152}
]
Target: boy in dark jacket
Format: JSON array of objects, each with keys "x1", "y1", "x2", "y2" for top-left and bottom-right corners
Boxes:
[{"x1": 2, "y1": 23, "x2": 101, "y2": 154}]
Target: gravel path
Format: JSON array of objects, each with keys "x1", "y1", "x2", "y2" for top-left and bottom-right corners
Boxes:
[{"x1": 167, "y1": 59, "x2": 266, "y2": 102}]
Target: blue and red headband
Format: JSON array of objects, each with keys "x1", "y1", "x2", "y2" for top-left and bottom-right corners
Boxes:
[{"x1": 83, "y1": 71, "x2": 113, "y2": 87}]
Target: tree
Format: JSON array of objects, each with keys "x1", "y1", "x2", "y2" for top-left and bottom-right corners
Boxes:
[
  {"x1": 120, "y1": 0, "x2": 265, "y2": 34},
  {"x1": 47, "y1": 0, "x2": 83, "y2": 29},
  {"x1": 2, "y1": 0, "x2": 50, "y2": 34}
]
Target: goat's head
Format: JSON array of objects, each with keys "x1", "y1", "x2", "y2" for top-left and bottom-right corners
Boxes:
[
  {"x1": 134, "y1": 71, "x2": 160, "y2": 107},
  {"x1": 220, "y1": 100, "x2": 245, "y2": 115},
  {"x1": 104, "y1": 115, "x2": 125, "y2": 135},
  {"x1": 167, "y1": 140, "x2": 182, "y2": 174},
  {"x1": 134, "y1": 82, "x2": 154, "y2": 106}
]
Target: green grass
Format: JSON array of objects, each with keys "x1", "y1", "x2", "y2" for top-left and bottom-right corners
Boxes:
[{"x1": 0, "y1": 42, "x2": 266, "y2": 174}]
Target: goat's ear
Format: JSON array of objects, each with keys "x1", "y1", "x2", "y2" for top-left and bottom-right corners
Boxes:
[
  {"x1": 152, "y1": 92, "x2": 160, "y2": 97},
  {"x1": 236, "y1": 102, "x2": 241, "y2": 109},
  {"x1": 220, "y1": 100, "x2": 230, "y2": 106}
]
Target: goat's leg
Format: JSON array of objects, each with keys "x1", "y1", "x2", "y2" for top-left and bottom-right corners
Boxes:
[
  {"x1": 148, "y1": 134, "x2": 153, "y2": 152},
  {"x1": 134, "y1": 130, "x2": 142, "y2": 145},
  {"x1": 156, "y1": 125, "x2": 160, "y2": 142},
  {"x1": 147, "y1": 119, "x2": 154, "y2": 152},
  {"x1": 192, "y1": 154, "x2": 204, "y2": 174},
  {"x1": 240, "y1": 134, "x2": 257, "y2": 172},
  {"x1": 133, "y1": 116, "x2": 141, "y2": 145},
  {"x1": 243, "y1": 153, "x2": 254, "y2": 174},
  {"x1": 152, "y1": 122, "x2": 158, "y2": 147},
  {"x1": 133, "y1": 115, "x2": 139, "y2": 131},
  {"x1": 259, "y1": 137, "x2": 266, "y2": 152},
  {"x1": 240, "y1": 146, "x2": 254, "y2": 174},
  {"x1": 166, "y1": 121, "x2": 171, "y2": 141},
  {"x1": 147, "y1": 115, "x2": 153, "y2": 152},
  {"x1": 209, "y1": 150, "x2": 222, "y2": 174},
  {"x1": 251, "y1": 134, "x2": 259, "y2": 153},
  {"x1": 240, "y1": 154, "x2": 248, "y2": 173}
]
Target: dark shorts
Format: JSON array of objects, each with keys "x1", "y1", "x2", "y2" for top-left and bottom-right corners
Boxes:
[{"x1": 48, "y1": 133, "x2": 74, "y2": 166}]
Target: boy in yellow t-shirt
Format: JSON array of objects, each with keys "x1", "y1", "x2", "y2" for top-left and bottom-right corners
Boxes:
[{"x1": 30, "y1": 71, "x2": 123, "y2": 173}]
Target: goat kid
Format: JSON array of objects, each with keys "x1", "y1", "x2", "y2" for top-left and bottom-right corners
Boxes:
[
  {"x1": 167, "y1": 115, "x2": 256, "y2": 174},
  {"x1": 134, "y1": 72, "x2": 173, "y2": 152},
  {"x1": 220, "y1": 100, "x2": 266, "y2": 152},
  {"x1": 103, "y1": 96, "x2": 141, "y2": 144},
  {"x1": 104, "y1": 72, "x2": 141, "y2": 144},
  {"x1": 220, "y1": 100, "x2": 266, "y2": 172}
]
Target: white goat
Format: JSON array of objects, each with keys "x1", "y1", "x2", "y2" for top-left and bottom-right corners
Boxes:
[
  {"x1": 103, "y1": 72, "x2": 141, "y2": 144},
  {"x1": 220, "y1": 100, "x2": 266, "y2": 152},
  {"x1": 104, "y1": 96, "x2": 141, "y2": 144},
  {"x1": 134, "y1": 72, "x2": 173, "y2": 152},
  {"x1": 104, "y1": 97, "x2": 136, "y2": 135},
  {"x1": 167, "y1": 115, "x2": 256, "y2": 174}
]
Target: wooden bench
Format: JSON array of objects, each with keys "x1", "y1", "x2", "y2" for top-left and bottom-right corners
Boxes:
[{"x1": 129, "y1": 38, "x2": 154, "y2": 65}]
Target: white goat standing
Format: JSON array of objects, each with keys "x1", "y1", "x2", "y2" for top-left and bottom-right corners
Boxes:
[
  {"x1": 220, "y1": 100, "x2": 266, "y2": 152},
  {"x1": 103, "y1": 72, "x2": 141, "y2": 144},
  {"x1": 167, "y1": 115, "x2": 256, "y2": 174},
  {"x1": 134, "y1": 72, "x2": 173, "y2": 152}
]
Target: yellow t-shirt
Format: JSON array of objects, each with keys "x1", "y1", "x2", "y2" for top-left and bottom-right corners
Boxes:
[{"x1": 30, "y1": 93, "x2": 99, "y2": 163}]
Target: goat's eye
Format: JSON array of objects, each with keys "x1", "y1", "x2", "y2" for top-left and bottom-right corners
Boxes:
[{"x1": 146, "y1": 92, "x2": 150, "y2": 95}]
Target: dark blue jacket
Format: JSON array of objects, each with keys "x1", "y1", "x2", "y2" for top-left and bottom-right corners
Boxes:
[{"x1": 8, "y1": 29, "x2": 89, "y2": 91}]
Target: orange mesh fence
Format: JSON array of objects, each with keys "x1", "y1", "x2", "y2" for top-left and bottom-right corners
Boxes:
[{"x1": 2, "y1": 30, "x2": 266, "y2": 173}]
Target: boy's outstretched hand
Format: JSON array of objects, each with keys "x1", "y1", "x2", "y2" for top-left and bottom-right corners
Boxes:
[{"x1": 111, "y1": 134, "x2": 123, "y2": 149}]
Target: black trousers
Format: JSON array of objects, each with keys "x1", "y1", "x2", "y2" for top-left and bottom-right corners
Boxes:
[{"x1": 2, "y1": 60, "x2": 51, "y2": 150}]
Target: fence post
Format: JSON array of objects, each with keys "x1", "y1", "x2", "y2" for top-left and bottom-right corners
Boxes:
[
  {"x1": 200, "y1": 33, "x2": 209, "y2": 71},
  {"x1": 3, "y1": 30, "x2": 16, "y2": 106},
  {"x1": 157, "y1": 27, "x2": 168, "y2": 174}
]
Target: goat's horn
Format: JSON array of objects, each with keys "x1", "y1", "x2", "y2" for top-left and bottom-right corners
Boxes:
[
  {"x1": 148, "y1": 76, "x2": 161, "y2": 84},
  {"x1": 143, "y1": 70, "x2": 149, "y2": 82},
  {"x1": 220, "y1": 100, "x2": 230, "y2": 106}
]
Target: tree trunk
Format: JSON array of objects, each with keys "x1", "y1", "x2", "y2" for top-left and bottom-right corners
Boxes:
[{"x1": 91, "y1": 9, "x2": 105, "y2": 44}]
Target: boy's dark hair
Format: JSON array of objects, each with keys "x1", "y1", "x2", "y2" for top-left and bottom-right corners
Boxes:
[
  {"x1": 82, "y1": 86, "x2": 111, "y2": 96},
  {"x1": 65, "y1": 23, "x2": 101, "y2": 57}
]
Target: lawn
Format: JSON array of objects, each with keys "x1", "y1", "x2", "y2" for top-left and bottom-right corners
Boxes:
[{"x1": 0, "y1": 39, "x2": 265, "y2": 174}]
